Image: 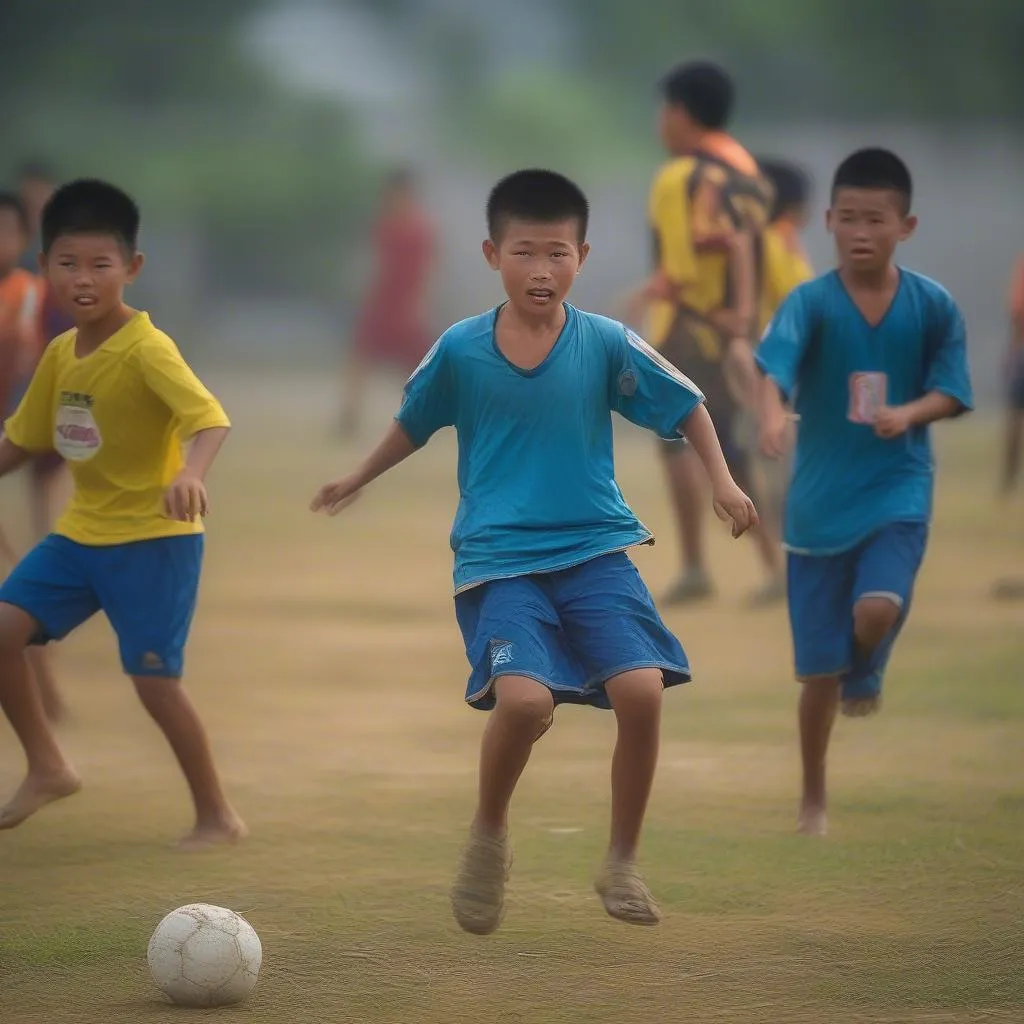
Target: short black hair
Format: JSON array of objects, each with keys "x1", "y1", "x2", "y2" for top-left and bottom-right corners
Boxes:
[
  {"x1": 659, "y1": 61, "x2": 734, "y2": 130},
  {"x1": 0, "y1": 192, "x2": 29, "y2": 233},
  {"x1": 831, "y1": 148, "x2": 912, "y2": 214},
  {"x1": 486, "y1": 169, "x2": 589, "y2": 244},
  {"x1": 41, "y1": 178, "x2": 140, "y2": 254},
  {"x1": 758, "y1": 158, "x2": 812, "y2": 222}
]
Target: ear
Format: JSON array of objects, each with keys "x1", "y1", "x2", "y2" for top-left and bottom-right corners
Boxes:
[
  {"x1": 901, "y1": 215, "x2": 918, "y2": 241},
  {"x1": 825, "y1": 208, "x2": 834, "y2": 234},
  {"x1": 126, "y1": 252, "x2": 145, "y2": 283},
  {"x1": 482, "y1": 238, "x2": 500, "y2": 270},
  {"x1": 576, "y1": 241, "x2": 591, "y2": 272},
  {"x1": 36, "y1": 251, "x2": 47, "y2": 274}
]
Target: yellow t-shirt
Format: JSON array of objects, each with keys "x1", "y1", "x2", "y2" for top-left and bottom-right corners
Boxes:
[
  {"x1": 647, "y1": 148, "x2": 771, "y2": 354},
  {"x1": 759, "y1": 224, "x2": 814, "y2": 333},
  {"x1": 4, "y1": 312, "x2": 230, "y2": 545}
]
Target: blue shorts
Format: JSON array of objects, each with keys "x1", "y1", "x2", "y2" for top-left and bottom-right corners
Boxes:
[
  {"x1": 455, "y1": 551, "x2": 690, "y2": 710},
  {"x1": 787, "y1": 521, "x2": 928, "y2": 701},
  {"x1": 0, "y1": 533, "x2": 204, "y2": 677}
]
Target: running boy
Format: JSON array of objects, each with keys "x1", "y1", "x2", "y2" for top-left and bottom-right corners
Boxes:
[
  {"x1": 312, "y1": 170, "x2": 757, "y2": 933},
  {"x1": 756, "y1": 149, "x2": 973, "y2": 836},
  {"x1": 0, "y1": 179, "x2": 245, "y2": 848}
]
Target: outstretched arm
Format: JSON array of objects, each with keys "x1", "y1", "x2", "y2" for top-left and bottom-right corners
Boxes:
[
  {"x1": 678, "y1": 404, "x2": 758, "y2": 538},
  {"x1": 310, "y1": 420, "x2": 418, "y2": 515}
]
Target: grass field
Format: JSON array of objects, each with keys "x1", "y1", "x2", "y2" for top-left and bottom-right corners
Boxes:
[{"x1": 1, "y1": 374, "x2": 1022, "y2": 1023}]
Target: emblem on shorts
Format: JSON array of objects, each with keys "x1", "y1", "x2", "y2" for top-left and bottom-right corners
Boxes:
[
  {"x1": 618, "y1": 369, "x2": 637, "y2": 397},
  {"x1": 141, "y1": 652, "x2": 164, "y2": 671},
  {"x1": 489, "y1": 639, "x2": 515, "y2": 669}
]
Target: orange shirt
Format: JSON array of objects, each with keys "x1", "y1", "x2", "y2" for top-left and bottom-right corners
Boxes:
[{"x1": 0, "y1": 268, "x2": 42, "y2": 356}]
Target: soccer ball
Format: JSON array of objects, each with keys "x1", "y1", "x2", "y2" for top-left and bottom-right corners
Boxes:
[{"x1": 147, "y1": 903, "x2": 262, "y2": 1007}]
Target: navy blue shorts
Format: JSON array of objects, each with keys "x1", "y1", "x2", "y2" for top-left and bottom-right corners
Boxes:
[
  {"x1": 455, "y1": 551, "x2": 690, "y2": 710},
  {"x1": 0, "y1": 533, "x2": 204, "y2": 677},
  {"x1": 787, "y1": 521, "x2": 928, "y2": 701}
]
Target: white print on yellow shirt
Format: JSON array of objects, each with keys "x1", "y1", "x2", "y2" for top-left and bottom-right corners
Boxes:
[{"x1": 54, "y1": 402, "x2": 102, "y2": 461}]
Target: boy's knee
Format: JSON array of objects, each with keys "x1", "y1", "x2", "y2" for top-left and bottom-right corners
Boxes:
[
  {"x1": 493, "y1": 676, "x2": 554, "y2": 729},
  {"x1": 0, "y1": 603, "x2": 39, "y2": 654},
  {"x1": 853, "y1": 596, "x2": 901, "y2": 652},
  {"x1": 606, "y1": 669, "x2": 664, "y2": 721},
  {"x1": 132, "y1": 675, "x2": 184, "y2": 709}
]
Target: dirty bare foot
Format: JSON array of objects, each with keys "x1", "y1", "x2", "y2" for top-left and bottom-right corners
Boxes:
[{"x1": 0, "y1": 769, "x2": 82, "y2": 830}]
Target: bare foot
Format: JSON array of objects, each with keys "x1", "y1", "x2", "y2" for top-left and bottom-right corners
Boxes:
[
  {"x1": 177, "y1": 814, "x2": 249, "y2": 852},
  {"x1": 595, "y1": 860, "x2": 662, "y2": 925},
  {"x1": 0, "y1": 769, "x2": 82, "y2": 830},
  {"x1": 797, "y1": 805, "x2": 828, "y2": 837},
  {"x1": 842, "y1": 695, "x2": 882, "y2": 718},
  {"x1": 450, "y1": 826, "x2": 512, "y2": 935}
]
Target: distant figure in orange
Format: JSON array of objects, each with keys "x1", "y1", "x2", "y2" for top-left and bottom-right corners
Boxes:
[{"x1": 342, "y1": 169, "x2": 436, "y2": 437}]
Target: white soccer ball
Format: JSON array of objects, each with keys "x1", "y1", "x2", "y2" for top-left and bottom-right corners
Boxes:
[{"x1": 147, "y1": 903, "x2": 262, "y2": 1007}]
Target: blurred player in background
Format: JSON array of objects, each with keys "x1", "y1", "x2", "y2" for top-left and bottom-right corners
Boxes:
[
  {"x1": 734, "y1": 157, "x2": 815, "y2": 598},
  {"x1": 313, "y1": 170, "x2": 757, "y2": 933},
  {"x1": 16, "y1": 161, "x2": 72, "y2": 544},
  {"x1": 756, "y1": 149, "x2": 973, "y2": 835},
  {"x1": 630, "y1": 61, "x2": 782, "y2": 606},
  {"x1": 0, "y1": 191, "x2": 66, "y2": 723},
  {"x1": 1000, "y1": 253, "x2": 1024, "y2": 496},
  {"x1": 341, "y1": 168, "x2": 436, "y2": 437},
  {"x1": 0, "y1": 179, "x2": 245, "y2": 847}
]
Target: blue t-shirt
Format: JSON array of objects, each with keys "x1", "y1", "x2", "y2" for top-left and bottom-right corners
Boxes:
[
  {"x1": 755, "y1": 268, "x2": 973, "y2": 555},
  {"x1": 397, "y1": 303, "x2": 705, "y2": 593}
]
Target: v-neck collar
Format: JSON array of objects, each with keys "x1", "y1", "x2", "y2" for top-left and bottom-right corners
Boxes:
[
  {"x1": 490, "y1": 302, "x2": 573, "y2": 377},
  {"x1": 834, "y1": 268, "x2": 904, "y2": 331}
]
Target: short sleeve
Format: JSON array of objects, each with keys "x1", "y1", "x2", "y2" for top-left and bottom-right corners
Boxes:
[
  {"x1": 924, "y1": 292, "x2": 973, "y2": 414},
  {"x1": 610, "y1": 326, "x2": 705, "y2": 440},
  {"x1": 4, "y1": 339, "x2": 59, "y2": 451},
  {"x1": 137, "y1": 331, "x2": 231, "y2": 437},
  {"x1": 395, "y1": 337, "x2": 455, "y2": 447},
  {"x1": 754, "y1": 285, "x2": 816, "y2": 400}
]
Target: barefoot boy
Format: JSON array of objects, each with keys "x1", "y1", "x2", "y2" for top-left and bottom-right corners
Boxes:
[
  {"x1": 756, "y1": 149, "x2": 973, "y2": 835},
  {"x1": 0, "y1": 179, "x2": 245, "y2": 848}
]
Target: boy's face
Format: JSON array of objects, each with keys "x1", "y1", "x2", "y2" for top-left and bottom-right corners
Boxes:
[
  {"x1": 0, "y1": 207, "x2": 28, "y2": 274},
  {"x1": 42, "y1": 233, "x2": 143, "y2": 325},
  {"x1": 482, "y1": 218, "x2": 589, "y2": 313},
  {"x1": 827, "y1": 188, "x2": 916, "y2": 273}
]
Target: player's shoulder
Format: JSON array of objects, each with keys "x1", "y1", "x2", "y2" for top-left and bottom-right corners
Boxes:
[
  {"x1": 786, "y1": 270, "x2": 838, "y2": 308},
  {"x1": 899, "y1": 267, "x2": 958, "y2": 311},
  {"x1": 650, "y1": 155, "x2": 700, "y2": 191},
  {"x1": 434, "y1": 308, "x2": 495, "y2": 355}
]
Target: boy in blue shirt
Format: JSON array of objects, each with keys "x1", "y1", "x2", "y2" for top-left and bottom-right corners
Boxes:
[
  {"x1": 756, "y1": 149, "x2": 973, "y2": 837},
  {"x1": 312, "y1": 170, "x2": 757, "y2": 933}
]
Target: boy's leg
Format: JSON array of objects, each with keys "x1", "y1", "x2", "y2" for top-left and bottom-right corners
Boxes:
[
  {"x1": 27, "y1": 646, "x2": 68, "y2": 724},
  {"x1": 787, "y1": 548, "x2": 855, "y2": 836},
  {"x1": 555, "y1": 553, "x2": 690, "y2": 924},
  {"x1": 98, "y1": 535, "x2": 245, "y2": 848},
  {"x1": 841, "y1": 522, "x2": 929, "y2": 717},
  {"x1": 132, "y1": 676, "x2": 246, "y2": 850},
  {"x1": 452, "y1": 674, "x2": 553, "y2": 935},
  {"x1": 596, "y1": 667, "x2": 664, "y2": 925},
  {"x1": 798, "y1": 676, "x2": 841, "y2": 835}
]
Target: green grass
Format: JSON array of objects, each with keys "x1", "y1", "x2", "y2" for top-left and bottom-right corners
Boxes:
[{"x1": 1, "y1": 375, "x2": 1022, "y2": 1022}]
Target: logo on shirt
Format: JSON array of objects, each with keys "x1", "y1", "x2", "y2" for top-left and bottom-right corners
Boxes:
[
  {"x1": 618, "y1": 369, "x2": 637, "y2": 397},
  {"x1": 54, "y1": 392, "x2": 102, "y2": 462},
  {"x1": 489, "y1": 639, "x2": 515, "y2": 670},
  {"x1": 848, "y1": 372, "x2": 887, "y2": 425}
]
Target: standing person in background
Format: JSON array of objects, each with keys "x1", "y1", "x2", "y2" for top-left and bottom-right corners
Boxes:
[
  {"x1": 1001, "y1": 253, "x2": 1024, "y2": 496},
  {"x1": 16, "y1": 162, "x2": 72, "y2": 543},
  {"x1": 341, "y1": 168, "x2": 437, "y2": 437},
  {"x1": 629, "y1": 61, "x2": 782, "y2": 606}
]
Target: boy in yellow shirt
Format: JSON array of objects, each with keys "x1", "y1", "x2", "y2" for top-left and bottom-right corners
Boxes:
[{"x1": 0, "y1": 179, "x2": 245, "y2": 848}]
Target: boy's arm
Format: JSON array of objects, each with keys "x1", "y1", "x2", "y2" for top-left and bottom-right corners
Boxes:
[
  {"x1": 312, "y1": 335, "x2": 454, "y2": 516},
  {"x1": 0, "y1": 435, "x2": 32, "y2": 479},
  {"x1": 310, "y1": 421, "x2": 417, "y2": 515},
  {"x1": 677, "y1": 404, "x2": 758, "y2": 537}
]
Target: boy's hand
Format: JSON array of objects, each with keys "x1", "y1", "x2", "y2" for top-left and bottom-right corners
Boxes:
[
  {"x1": 310, "y1": 474, "x2": 363, "y2": 516},
  {"x1": 759, "y1": 407, "x2": 793, "y2": 459},
  {"x1": 164, "y1": 470, "x2": 208, "y2": 522},
  {"x1": 712, "y1": 479, "x2": 759, "y2": 538},
  {"x1": 874, "y1": 405, "x2": 912, "y2": 439}
]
